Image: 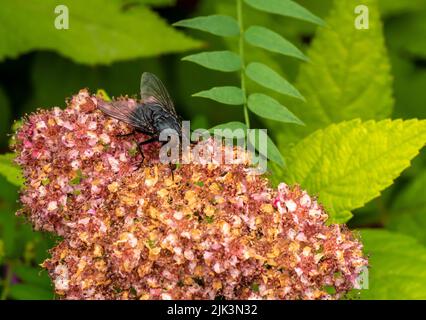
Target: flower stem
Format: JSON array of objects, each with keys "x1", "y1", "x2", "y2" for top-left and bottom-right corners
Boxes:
[{"x1": 237, "y1": 0, "x2": 250, "y2": 129}]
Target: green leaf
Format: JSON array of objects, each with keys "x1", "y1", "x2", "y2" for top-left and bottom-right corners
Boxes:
[
  {"x1": 0, "y1": 0, "x2": 201, "y2": 65},
  {"x1": 386, "y1": 9, "x2": 426, "y2": 58},
  {"x1": 9, "y1": 283, "x2": 53, "y2": 300},
  {"x1": 248, "y1": 129, "x2": 285, "y2": 167},
  {"x1": 14, "y1": 265, "x2": 51, "y2": 290},
  {"x1": 210, "y1": 121, "x2": 247, "y2": 139},
  {"x1": 0, "y1": 153, "x2": 23, "y2": 187},
  {"x1": 275, "y1": 0, "x2": 393, "y2": 148},
  {"x1": 182, "y1": 51, "x2": 242, "y2": 72},
  {"x1": 360, "y1": 229, "x2": 426, "y2": 299},
  {"x1": 210, "y1": 121, "x2": 247, "y2": 131},
  {"x1": 245, "y1": 62, "x2": 304, "y2": 100},
  {"x1": 391, "y1": 54, "x2": 426, "y2": 120},
  {"x1": 96, "y1": 89, "x2": 111, "y2": 102},
  {"x1": 173, "y1": 15, "x2": 239, "y2": 37},
  {"x1": 386, "y1": 170, "x2": 426, "y2": 245},
  {"x1": 244, "y1": 26, "x2": 308, "y2": 61},
  {"x1": 247, "y1": 93, "x2": 304, "y2": 125},
  {"x1": 24, "y1": 52, "x2": 166, "y2": 113},
  {"x1": 193, "y1": 87, "x2": 244, "y2": 105},
  {"x1": 244, "y1": 0, "x2": 324, "y2": 25},
  {"x1": 121, "y1": 0, "x2": 176, "y2": 7},
  {"x1": 379, "y1": 0, "x2": 426, "y2": 16},
  {"x1": 274, "y1": 119, "x2": 426, "y2": 223}
]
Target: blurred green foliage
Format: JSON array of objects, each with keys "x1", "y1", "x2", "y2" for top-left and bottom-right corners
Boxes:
[{"x1": 0, "y1": 0, "x2": 425, "y2": 300}]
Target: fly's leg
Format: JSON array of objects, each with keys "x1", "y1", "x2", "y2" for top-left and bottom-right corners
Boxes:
[
  {"x1": 136, "y1": 136, "x2": 158, "y2": 168},
  {"x1": 169, "y1": 163, "x2": 176, "y2": 181},
  {"x1": 117, "y1": 130, "x2": 136, "y2": 138}
]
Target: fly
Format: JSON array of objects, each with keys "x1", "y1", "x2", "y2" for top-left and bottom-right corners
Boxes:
[{"x1": 98, "y1": 72, "x2": 183, "y2": 166}]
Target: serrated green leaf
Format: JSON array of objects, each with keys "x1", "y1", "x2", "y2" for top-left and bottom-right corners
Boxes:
[
  {"x1": 193, "y1": 87, "x2": 244, "y2": 105},
  {"x1": 244, "y1": 0, "x2": 324, "y2": 25},
  {"x1": 245, "y1": 62, "x2": 304, "y2": 100},
  {"x1": 275, "y1": 0, "x2": 393, "y2": 148},
  {"x1": 9, "y1": 283, "x2": 53, "y2": 300},
  {"x1": 0, "y1": 153, "x2": 23, "y2": 187},
  {"x1": 273, "y1": 119, "x2": 426, "y2": 223},
  {"x1": 244, "y1": 26, "x2": 308, "y2": 61},
  {"x1": 386, "y1": 170, "x2": 426, "y2": 245},
  {"x1": 359, "y1": 229, "x2": 426, "y2": 299},
  {"x1": 183, "y1": 51, "x2": 242, "y2": 72},
  {"x1": 0, "y1": 0, "x2": 201, "y2": 65},
  {"x1": 248, "y1": 93, "x2": 304, "y2": 125},
  {"x1": 248, "y1": 129, "x2": 285, "y2": 167},
  {"x1": 173, "y1": 15, "x2": 239, "y2": 37}
]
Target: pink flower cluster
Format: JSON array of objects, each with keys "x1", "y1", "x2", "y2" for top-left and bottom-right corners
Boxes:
[{"x1": 14, "y1": 90, "x2": 367, "y2": 300}]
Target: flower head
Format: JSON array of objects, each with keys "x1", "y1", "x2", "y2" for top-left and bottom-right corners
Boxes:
[{"x1": 15, "y1": 90, "x2": 367, "y2": 300}]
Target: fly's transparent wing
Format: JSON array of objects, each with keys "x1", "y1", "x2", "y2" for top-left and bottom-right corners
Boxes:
[
  {"x1": 98, "y1": 99, "x2": 155, "y2": 134},
  {"x1": 140, "y1": 72, "x2": 177, "y2": 116}
]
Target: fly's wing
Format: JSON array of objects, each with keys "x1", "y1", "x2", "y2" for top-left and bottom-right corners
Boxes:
[
  {"x1": 140, "y1": 72, "x2": 177, "y2": 116},
  {"x1": 98, "y1": 98, "x2": 155, "y2": 134}
]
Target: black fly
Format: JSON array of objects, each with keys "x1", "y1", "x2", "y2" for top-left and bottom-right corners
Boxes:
[{"x1": 98, "y1": 72, "x2": 182, "y2": 165}]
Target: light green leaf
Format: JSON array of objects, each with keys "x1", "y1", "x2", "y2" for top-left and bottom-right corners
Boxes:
[
  {"x1": 244, "y1": 26, "x2": 308, "y2": 61},
  {"x1": 193, "y1": 87, "x2": 244, "y2": 105},
  {"x1": 275, "y1": 0, "x2": 393, "y2": 148},
  {"x1": 210, "y1": 121, "x2": 247, "y2": 139},
  {"x1": 245, "y1": 62, "x2": 304, "y2": 100},
  {"x1": 0, "y1": 153, "x2": 23, "y2": 187},
  {"x1": 274, "y1": 119, "x2": 426, "y2": 223},
  {"x1": 360, "y1": 229, "x2": 426, "y2": 300},
  {"x1": 9, "y1": 283, "x2": 53, "y2": 300},
  {"x1": 244, "y1": 0, "x2": 324, "y2": 25},
  {"x1": 248, "y1": 129, "x2": 285, "y2": 167},
  {"x1": 247, "y1": 93, "x2": 304, "y2": 125},
  {"x1": 96, "y1": 89, "x2": 111, "y2": 102},
  {"x1": 386, "y1": 170, "x2": 426, "y2": 245},
  {"x1": 173, "y1": 15, "x2": 239, "y2": 37},
  {"x1": 0, "y1": 0, "x2": 201, "y2": 65},
  {"x1": 182, "y1": 51, "x2": 242, "y2": 72}
]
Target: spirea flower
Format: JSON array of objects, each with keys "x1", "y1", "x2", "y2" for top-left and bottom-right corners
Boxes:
[
  {"x1": 14, "y1": 90, "x2": 159, "y2": 235},
  {"x1": 15, "y1": 90, "x2": 368, "y2": 300}
]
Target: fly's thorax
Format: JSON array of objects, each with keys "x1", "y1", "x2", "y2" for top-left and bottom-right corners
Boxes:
[
  {"x1": 155, "y1": 115, "x2": 182, "y2": 137},
  {"x1": 147, "y1": 104, "x2": 181, "y2": 137}
]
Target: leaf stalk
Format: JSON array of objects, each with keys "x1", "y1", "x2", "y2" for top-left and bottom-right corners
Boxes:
[{"x1": 237, "y1": 0, "x2": 250, "y2": 129}]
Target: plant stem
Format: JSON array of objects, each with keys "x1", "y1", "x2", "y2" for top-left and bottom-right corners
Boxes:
[
  {"x1": 237, "y1": 0, "x2": 250, "y2": 129},
  {"x1": 1, "y1": 262, "x2": 13, "y2": 300}
]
